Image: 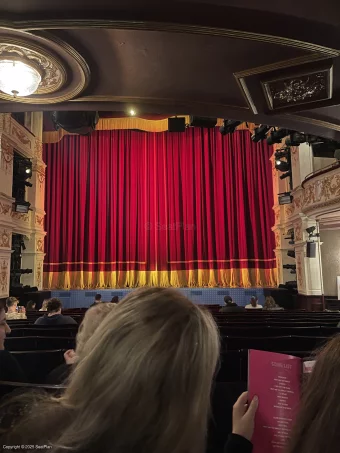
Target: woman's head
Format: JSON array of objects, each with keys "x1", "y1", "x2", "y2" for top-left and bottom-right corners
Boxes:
[
  {"x1": 26, "y1": 300, "x2": 36, "y2": 310},
  {"x1": 75, "y1": 302, "x2": 117, "y2": 357},
  {"x1": 0, "y1": 307, "x2": 11, "y2": 350},
  {"x1": 264, "y1": 296, "x2": 276, "y2": 309},
  {"x1": 12, "y1": 287, "x2": 220, "y2": 453},
  {"x1": 41, "y1": 299, "x2": 49, "y2": 311},
  {"x1": 287, "y1": 335, "x2": 340, "y2": 453}
]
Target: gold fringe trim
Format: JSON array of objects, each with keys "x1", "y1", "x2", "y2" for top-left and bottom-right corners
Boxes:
[
  {"x1": 42, "y1": 118, "x2": 255, "y2": 144},
  {"x1": 43, "y1": 268, "x2": 278, "y2": 290}
]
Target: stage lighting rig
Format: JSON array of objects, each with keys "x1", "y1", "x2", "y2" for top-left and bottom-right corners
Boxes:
[
  {"x1": 285, "y1": 228, "x2": 295, "y2": 245},
  {"x1": 219, "y1": 119, "x2": 242, "y2": 135},
  {"x1": 12, "y1": 152, "x2": 32, "y2": 213},
  {"x1": 251, "y1": 125, "x2": 271, "y2": 143},
  {"x1": 283, "y1": 264, "x2": 296, "y2": 274},
  {"x1": 267, "y1": 128, "x2": 290, "y2": 146},
  {"x1": 306, "y1": 226, "x2": 320, "y2": 239}
]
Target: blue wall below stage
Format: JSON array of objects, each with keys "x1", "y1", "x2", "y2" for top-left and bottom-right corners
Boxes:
[{"x1": 51, "y1": 288, "x2": 267, "y2": 309}]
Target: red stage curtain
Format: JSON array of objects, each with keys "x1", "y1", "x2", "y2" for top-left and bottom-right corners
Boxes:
[{"x1": 43, "y1": 128, "x2": 277, "y2": 289}]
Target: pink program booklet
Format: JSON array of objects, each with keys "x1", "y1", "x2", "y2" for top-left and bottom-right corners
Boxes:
[{"x1": 248, "y1": 350, "x2": 315, "y2": 453}]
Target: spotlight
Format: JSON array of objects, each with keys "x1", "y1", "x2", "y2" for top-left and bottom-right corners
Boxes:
[
  {"x1": 285, "y1": 132, "x2": 307, "y2": 147},
  {"x1": 283, "y1": 264, "x2": 296, "y2": 270},
  {"x1": 219, "y1": 119, "x2": 242, "y2": 135},
  {"x1": 306, "y1": 226, "x2": 320, "y2": 239},
  {"x1": 276, "y1": 160, "x2": 291, "y2": 172},
  {"x1": 129, "y1": 109, "x2": 136, "y2": 116},
  {"x1": 278, "y1": 192, "x2": 293, "y2": 205},
  {"x1": 287, "y1": 250, "x2": 296, "y2": 259},
  {"x1": 280, "y1": 171, "x2": 292, "y2": 180},
  {"x1": 251, "y1": 125, "x2": 271, "y2": 143},
  {"x1": 267, "y1": 128, "x2": 290, "y2": 146}
]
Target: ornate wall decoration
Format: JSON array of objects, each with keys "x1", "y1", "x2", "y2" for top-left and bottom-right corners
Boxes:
[
  {"x1": 36, "y1": 238, "x2": 44, "y2": 253},
  {"x1": 262, "y1": 68, "x2": 332, "y2": 110},
  {"x1": 0, "y1": 229, "x2": 10, "y2": 248},
  {"x1": 0, "y1": 137, "x2": 13, "y2": 173},
  {"x1": 290, "y1": 146, "x2": 299, "y2": 164},
  {"x1": 11, "y1": 211, "x2": 29, "y2": 223},
  {"x1": 0, "y1": 202, "x2": 11, "y2": 216},
  {"x1": 303, "y1": 171, "x2": 340, "y2": 212},
  {"x1": 11, "y1": 124, "x2": 32, "y2": 149},
  {"x1": 294, "y1": 223, "x2": 302, "y2": 242},
  {"x1": 275, "y1": 231, "x2": 281, "y2": 248},
  {"x1": 296, "y1": 254, "x2": 304, "y2": 289},
  {"x1": 36, "y1": 260, "x2": 43, "y2": 288},
  {"x1": 0, "y1": 114, "x2": 11, "y2": 134},
  {"x1": 35, "y1": 214, "x2": 44, "y2": 227},
  {"x1": 0, "y1": 259, "x2": 8, "y2": 293},
  {"x1": 284, "y1": 168, "x2": 340, "y2": 222},
  {"x1": 274, "y1": 206, "x2": 281, "y2": 224},
  {"x1": 34, "y1": 139, "x2": 43, "y2": 160},
  {"x1": 285, "y1": 203, "x2": 295, "y2": 217}
]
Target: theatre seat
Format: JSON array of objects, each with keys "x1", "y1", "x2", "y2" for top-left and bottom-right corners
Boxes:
[
  {"x1": 222, "y1": 336, "x2": 329, "y2": 352},
  {"x1": 10, "y1": 350, "x2": 66, "y2": 383},
  {"x1": 8, "y1": 328, "x2": 78, "y2": 338},
  {"x1": 5, "y1": 336, "x2": 76, "y2": 351},
  {"x1": 207, "y1": 381, "x2": 247, "y2": 453}
]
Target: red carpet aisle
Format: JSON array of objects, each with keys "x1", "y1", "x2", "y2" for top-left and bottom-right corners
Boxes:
[{"x1": 43, "y1": 128, "x2": 277, "y2": 289}]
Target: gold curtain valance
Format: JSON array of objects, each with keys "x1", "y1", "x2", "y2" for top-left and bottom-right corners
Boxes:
[{"x1": 42, "y1": 117, "x2": 255, "y2": 144}]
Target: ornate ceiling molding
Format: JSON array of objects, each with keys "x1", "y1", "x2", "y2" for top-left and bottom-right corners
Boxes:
[
  {"x1": 0, "y1": 29, "x2": 90, "y2": 104},
  {"x1": 0, "y1": 20, "x2": 338, "y2": 57}
]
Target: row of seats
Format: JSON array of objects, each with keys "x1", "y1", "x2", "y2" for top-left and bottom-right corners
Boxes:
[
  {"x1": 7, "y1": 328, "x2": 78, "y2": 338},
  {"x1": 218, "y1": 326, "x2": 340, "y2": 336},
  {"x1": 5, "y1": 336, "x2": 75, "y2": 351}
]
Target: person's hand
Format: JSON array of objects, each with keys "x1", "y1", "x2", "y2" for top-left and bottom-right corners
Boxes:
[
  {"x1": 64, "y1": 349, "x2": 77, "y2": 365},
  {"x1": 232, "y1": 391, "x2": 259, "y2": 442}
]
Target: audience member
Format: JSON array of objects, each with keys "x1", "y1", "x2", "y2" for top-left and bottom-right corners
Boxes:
[
  {"x1": 5, "y1": 297, "x2": 27, "y2": 320},
  {"x1": 34, "y1": 298, "x2": 77, "y2": 326},
  {"x1": 26, "y1": 300, "x2": 36, "y2": 311},
  {"x1": 220, "y1": 296, "x2": 245, "y2": 313},
  {"x1": 245, "y1": 296, "x2": 263, "y2": 310},
  {"x1": 263, "y1": 296, "x2": 283, "y2": 311},
  {"x1": 287, "y1": 335, "x2": 340, "y2": 453},
  {"x1": 39, "y1": 299, "x2": 49, "y2": 311},
  {"x1": 0, "y1": 306, "x2": 25, "y2": 382},
  {"x1": 90, "y1": 293, "x2": 102, "y2": 307},
  {"x1": 111, "y1": 295, "x2": 119, "y2": 303},
  {"x1": 46, "y1": 302, "x2": 117, "y2": 384},
  {"x1": 2, "y1": 287, "x2": 258, "y2": 452}
]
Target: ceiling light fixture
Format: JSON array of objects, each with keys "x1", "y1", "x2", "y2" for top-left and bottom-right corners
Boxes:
[{"x1": 0, "y1": 59, "x2": 42, "y2": 97}]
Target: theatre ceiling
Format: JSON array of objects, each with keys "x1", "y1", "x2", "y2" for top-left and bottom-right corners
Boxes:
[{"x1": 1, "y1": 0, "x2": 340, "y2": 139}]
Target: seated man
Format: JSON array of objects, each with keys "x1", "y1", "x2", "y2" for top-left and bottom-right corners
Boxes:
[
  {"x1": 90, "y1": 293, "x2": 102, "y2": 307},
  {"x1": 245, "y1": 296, "x2": 263, "y2": 310},
  {"x1": 34, "y1": 298, "x2": 77, "y2": 326},
  {"x1": 5, "y1": 297, "x2": 27, "y2": 320},
  {"x1": 220, "y1": 296, "x2": 245, "y2": 313}
]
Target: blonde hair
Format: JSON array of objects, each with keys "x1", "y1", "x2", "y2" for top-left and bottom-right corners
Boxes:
[
  {"x1": 264, "y1": 296, "x2": 277, "y2": 309},
  {"x1": 75, "y1": 302, "x2": 116, "y2": 356},
  {"x1": 6, "y1": 288, "x2": 220, "y2": 453}
]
